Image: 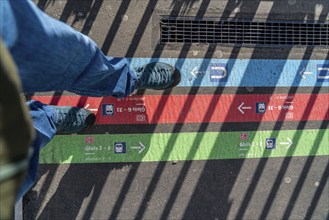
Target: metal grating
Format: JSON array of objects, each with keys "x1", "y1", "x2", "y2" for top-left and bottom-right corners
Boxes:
[{"x1": 160, "y1": 17, "x2": 329, "y2": 47}]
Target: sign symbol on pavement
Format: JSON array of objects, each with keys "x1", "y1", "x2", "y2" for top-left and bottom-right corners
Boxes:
[
  {"x1": 266, "y1": 138, "x2": 276, "y2": 149},
  {"x1": 256, "y1": 102, "x2": 266, "y2": 114},
  {"x1": 114, "y1": 142, "x2": 126, "y2": 154},
  {"x1": 85, "y1": 136, "x2": 95, "y2": 144},
  {"x1": 318, "y1": 75, "x2": 329, "y2": 79},
  {"x1": 209, "y1": 63, "x2": 228, "y2": 82},
  {"x1": 84, "y1": 104, "x2": 98, "y2": 112},
  {"x1": 300, "y1": 71, "x2": 313, "y2": 79},
  {"x1": 191, "y1": 67, "x2": 199, "y2": 78},
  {"x1": 317, "y1": 65, "x2": 329, "y2": 81},
  {"x1": 280, "y1": 138, "x2": 293, "y2": 148},
  {"x1": 189, "y1": 67, "x2": 206, "y2": 81},
  {"x1": 238, "y1": 102, "x2": 252, "y2": 114},
  {"x1": 102, "y1": 104, "x2": 115, "y2": 116},
  {"x1": 131, "y1": 142, "x2": 146, "y2": 154}
]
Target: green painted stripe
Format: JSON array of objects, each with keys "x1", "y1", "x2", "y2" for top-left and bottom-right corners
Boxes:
[{"x1": 39, "y1": 129, "x2": 329, "y2": 164}]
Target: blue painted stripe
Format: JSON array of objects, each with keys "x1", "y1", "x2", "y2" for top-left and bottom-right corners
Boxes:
[{"x1": 129, "y1": 58, "x2": 329, "y2": 87}]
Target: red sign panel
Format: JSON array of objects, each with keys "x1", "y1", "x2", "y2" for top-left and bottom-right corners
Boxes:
[{"x1": 32, "y1": 94, "x2": 329, "y2": 124}]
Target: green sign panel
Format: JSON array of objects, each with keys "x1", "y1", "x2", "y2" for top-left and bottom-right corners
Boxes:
[{"x1": 40, "y1": 129, "x2": 329, "y2": 164}]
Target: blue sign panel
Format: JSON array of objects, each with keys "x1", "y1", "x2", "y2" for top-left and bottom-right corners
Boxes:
[{"x1": 129, "y1": 58, "x2": 329, "y2": 87}]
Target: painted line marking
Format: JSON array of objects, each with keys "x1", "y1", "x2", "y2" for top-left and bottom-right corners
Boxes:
[
  {"x1": 318, "y1": 67, "x2": 329, "y2": 71},
  {"x1": 129, "y1": 58, "x2": 329, "y2": 87},
  {"x1": 32, "y1": 94, "x2": 329, "y2": 124},
  {"x1": 84, "y1": 104, "x2": 98, "y2": 112},
  {"x1": 280, "y1": 138, "x2": 293, "y2": 148},
  {"x1": 300, "y1": 71, "x2": 313, "y2": 79},
  {"x1": 131, "y1": 142, "x2": 146, "y2": 154},
  {"x1": 318, "y1": 75, "x2": 329, "y2": 79},
  {"x1": 191, "y1": 67, "x2": 198, "y2": 78},
  {"x1": 317, "y1": 65, "x2": 329, "y2": 80},
  {"x1": 238, "y1": 102, "x2": 252, "y2": 114},
  {"x1": 39, "y1": 129, "x2": 329, "y2": 164}
]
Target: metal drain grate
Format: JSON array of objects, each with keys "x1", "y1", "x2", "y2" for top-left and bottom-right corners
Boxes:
[{"x1": 160, "y1": 17, "x2": 329, "y2": 47}]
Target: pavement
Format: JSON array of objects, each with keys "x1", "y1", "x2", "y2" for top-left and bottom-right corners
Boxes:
[{"x1": 23, "y1": 0, "x2": 329, "y2": 219}]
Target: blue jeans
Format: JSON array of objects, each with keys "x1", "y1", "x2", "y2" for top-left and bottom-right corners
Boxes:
[{"x1": 1, "y1": 0, "x2": 137, "y2": 199}]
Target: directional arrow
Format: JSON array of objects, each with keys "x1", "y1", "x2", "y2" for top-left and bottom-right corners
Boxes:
[
  {"x1": 190, "y1": 67, "x2": 199, "y2": 78},
  {"x1": 130, "y1": 142, "x2": 146, "y2": 154},
  {"x1": 238, "y1": 102, "x2": 252, "y2": 114},
  {"x1": 84, "y1": 104, "x2": 98, "y2": 112},
  {"x1": 280, "y1": 138, "x2": 293, "y2": 148},
  {"x1": 190, "y1": 67, "x2": 206, "y2": 78},
  {"x1": 300, "y1": 71, "x2": 313, "y2": 79}
]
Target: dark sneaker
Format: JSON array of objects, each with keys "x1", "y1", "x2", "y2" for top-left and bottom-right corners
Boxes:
[
  {"x1": 51, "y1": 106, "x2": 96, "y2": 134},
  {"x1": 135, "y1": 62, "x2": 181, "y2": 90}
]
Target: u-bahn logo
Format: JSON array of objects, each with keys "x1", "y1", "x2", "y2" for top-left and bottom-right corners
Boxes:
[
  {"x1": 317, "y1": 64, "x2": 329, "y2": 81},
  {"x1": 209, "y1": 63, "x2": 228, "y2": 82}
]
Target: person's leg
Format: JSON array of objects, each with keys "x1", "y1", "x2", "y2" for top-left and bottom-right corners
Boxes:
[
  {"x1": 0, "y1": 39, "x2": 33, "y2": 220},
  {"x1": 16, "y1": 100, "x2": 95, "y2": 199},
  {"x1": 1, "y1": 0, "x2": 136, "y2": 98},
  {"x1": 16, "y1": 100, "x2": 57, "y2": 199},
  {"x1": 0, "y1": 0, "x2": 180, "y2": 97}
]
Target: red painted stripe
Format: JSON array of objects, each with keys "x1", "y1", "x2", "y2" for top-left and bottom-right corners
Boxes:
[{"x1": 32, "y1": 94, "x2": 329, "y2": 124}]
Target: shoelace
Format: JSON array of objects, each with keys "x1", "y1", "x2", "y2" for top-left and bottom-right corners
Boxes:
[
  {"x1": 56, "y1": 109, "x2": 84, "y2": 128},
  {"x1": 136, "y1": 66, "x2": 171, "y2": 86}
]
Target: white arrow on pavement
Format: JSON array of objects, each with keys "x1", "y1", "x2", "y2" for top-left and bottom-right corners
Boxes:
[
  {"x1": 84, "y1": 104, "x2": 98, "y2": 112},
  {"x1": 131, "y1": 142, "x2": 146, "y2": 154},
  {"x1": 191, "y1": 67, "x2": 198, "y2": 78},
  {"x1": 299, "y1": 67, "x2": 312, "y2": 79},
  {"x1": 300, "y1": 71, "x2": 313, "y2": 79},
  {"x1": 280, "y1": 138, "x2": 293, "y2": 148},
  {"x1": 238, "y1": 102, "x2": 252, "y2": 114}
]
